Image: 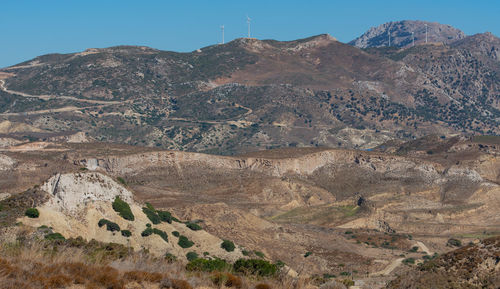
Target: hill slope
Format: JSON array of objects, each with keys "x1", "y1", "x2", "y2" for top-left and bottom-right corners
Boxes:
[
  {"x1": 0, "y1": 30, "x2": 498, "y2": 155},
  {"x1": 349, "y1": 20, "x2": 466, "y2": 48}
]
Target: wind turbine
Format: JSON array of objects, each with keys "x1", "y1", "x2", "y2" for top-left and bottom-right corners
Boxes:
[
  {"x1": 388, "y1": 30, "x2": 391, "y2": 47},
  {"x1": 412, "y1": 31, "x2": 415, "y2": 46},
  {"x1": 425, "y1": 23, "x2": 428, "y2": 43},
  {"x1": 221, "y1": 25, "x2": 225, "y2": 44},
  {"x1": 246, "y1": 15, "x2": 251, "y2": 38}
]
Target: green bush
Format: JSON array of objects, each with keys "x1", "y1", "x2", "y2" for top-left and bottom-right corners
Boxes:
[
  {"x1": 403, "y1": 257, "x2": 415, "y2": 265},
  {"x1": 152, "y1": 228, "x2": 168, "y2": 243},
  {"x1": 233, "y1": 259, "x2": 278, "y2": 277},
  {"x1": 447, "y1": 238, "x2": 462, "y2": 247},
  {"x1": 409, "y1": 246, "x2": 419, "y2": 252},
  {"x1": 304, "y1": 251, "x2": 312, "y2": 257},
  {"x1": 254, "y1": 251, "x2": 265, "y2": 258},
  {"x1": 97, "y1": 219, "x2": 120, "y2": 232},
  {"x1": 45, "y1": 232, "x2": 65, "y2": 241},
  {"x1": 25, "y1": 208, "x2": 39, "y2": 218},
  {"x1": 157, "y1": 210, "x2": 173, "y2": 223},
  {"x1": 186, "y1": 251, "x2": 198, "y2": 261},
  {"x1": 242, "y1": 250, "x2": 250, "y2": 256},
  {"x1": 178, "y1": 235, "x2": 194, "y2": 248},
  {"x1": 112, "y1": 196, "x2": 134, "y2": 221},
  {"x1": 221, "y1": 239, "x2": 235, "y2": 252},
  {"x1": 141, "y1": 227, "x2": 153, "y2": 237},
  {"x1": 121, "y1": 230, "x2": 132, "y2": 237},
  {"x1": 142, "y1": 207, "x2": 161, "y2": 224},
  {"x1": 186, "y1": 222, "x2": 202, "y2": 231},
  {"x1": 172, "y1": 231, "x2": 180, "y2": 237},
  {"x1": 186, "y1": 258, "x2": 231, "y2": 272},
  {"x1": 116, "y1": 177, "x2": 127, "y2": 186},
  {"x1": 165, "y1": 253, "x2": 177, "y2": 263}
]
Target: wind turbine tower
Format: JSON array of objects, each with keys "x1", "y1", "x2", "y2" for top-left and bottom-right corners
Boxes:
[
  {"x1": 425, "y1": 24, "x2": 428, "y2": 43},
  {"x1": 412, "y1": 31, "x2": 415, "y2": 46},
  {"x1": 221, "y1": 25, "x2": 225, "y2": 44},
  {"x1": 388, "y1": 31, "x2": 391, "y2": 46},
  {"x1": 246, "y1": 15, "x2": 251, "y2": 38}
]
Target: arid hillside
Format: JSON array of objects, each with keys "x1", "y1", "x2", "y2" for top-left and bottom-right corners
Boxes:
[
  {"x1": 1, "y1": 135, "x2": 499, "y2": 288},
  {"x1": 0, "y1": 25, "x2": 498, "y2": 155}
]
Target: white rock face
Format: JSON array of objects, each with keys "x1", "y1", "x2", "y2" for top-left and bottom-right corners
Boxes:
[
  {"x1": 0, "y1": 154, "x2": 16, "y2": 170},
  {"x1": 42, "y1": 172, "x2": 133, "y2": 213}
]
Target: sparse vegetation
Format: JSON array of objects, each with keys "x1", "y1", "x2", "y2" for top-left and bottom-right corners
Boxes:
[
  {"x1": 447, "y1": 238, "x2": 462, "y2": 247},
  {"x1": 25, "y1": 208, "x2": 39, "y2": 218},
  {"x1": 172, "y1": 231, "x2": 180, "y2": 237},
  {"x1": 233, "y1": 259, "x2": 278, "y2": 277},
  {"x1": 178, "y1": 235, "x2": 194, "y2": 248},
  {"x1": 186, "y1": 221, "x2": 202, "y2": 231},
  {"x1": 142, "y1": 206, "x2": 161, "y2": 224},
  {"x1": 97, "y1": 219, "x2": 120, "y2": 232},
  {"x1": 254, "y1": 251, "x2": 265, "y2": 258},
  {"x1": 402, "y1": 257, "x2": 415, "y2": 265},
  {"x1": 112, "y1": 196, "x2": 135, "y2": 221},
  {"x1": 157, "y1": 210, "x2": 173, "y2": 223},
  {"x1": 121, "y1": 230, "x2": 132, "y2": 237},
  {"x1": 44, "y1": 232, "x2": 65, "y2": 241},
  {"x1": 186, "y1": 258, "x2": 231, "y2": 272},
  {"x1": 221, "y1": 239, "x2": 235, "y2": 252},
  {"x1": 186, "y1": 251, "x2": 198, "y2": 261}
]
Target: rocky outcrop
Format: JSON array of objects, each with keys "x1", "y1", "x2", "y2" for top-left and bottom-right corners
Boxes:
[
  {"x1": 349, "y1": 20, "x2": 465, "y2": 48},
  {"x1": 42, "y1": 172, "x2": 134, "y2": 214},
  {"x1": 0, "y1": 154, "x2": 15, "y2": 171}
]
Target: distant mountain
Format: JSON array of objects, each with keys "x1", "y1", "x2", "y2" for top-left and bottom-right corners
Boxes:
[
  {"x1": 0, "y1": 31, "x2": 498, "y2": 155},
  {"x1": 349, "y1": 20, "x2": 466, "y2": 48}
]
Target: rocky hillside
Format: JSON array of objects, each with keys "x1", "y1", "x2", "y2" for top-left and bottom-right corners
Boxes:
[
  {"x1": 0, "y1": 26, "x2": 498, "y2": 154},
  {"x1": 388, "y1": 236, "x2": 500, "y2": 288},
  {"x1": 349, "y1": 20, "x2": 466, "y2": 48}
]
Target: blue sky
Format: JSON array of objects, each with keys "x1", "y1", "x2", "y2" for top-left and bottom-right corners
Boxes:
[{"x1": 0, "y1": 0, "x2": 498, "y2": 68}]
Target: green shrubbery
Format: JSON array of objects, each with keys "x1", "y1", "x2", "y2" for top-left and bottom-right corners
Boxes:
[
  {"x1": 186, "y1": 258, "x2": 231, "y2": 272},
  {"x1": 233, "y1": 259, "x2": 278, "y2": 277},
  {"x1": 165, "y1": 253, "x2": 177, "y2": 263},
  {"x1": 45, "y1": 232, "x2": 65, "y2": 241},
  {"x1": 221, "y1": 239, "x2": 235, "y2": 252},
  {"x1": 172, "y1": 231, "x2": 180, "y2": 237},
  {"x1": 254, "y1": 251, "x2": 265, "y2": 258},
  {"x1": 142, "y1": 206, "x2": 161, "y2": 224},
  {"x1": 403, "y1": 257, "x2": 415, "y2": 265},
  {"x1": 112, "y1": 196, "x2": 134, "y2": 221},
  {"x1": 121, "y1": 230, "x2": 132, "y2": 237},
  {"x1": 25, "y1": 208, "x2": 39, "y2": 218},
  {"x1": 157, "y1": 210, "x2": 173, "y2": 223},
  {"x1": 153, "y1": 228, "x2": 168, "y2": 243},
  {"x1": 178, "y1": 235, "x2": 194, "y2": 248},
  {"x1": 447, "y1": 238, "x2": 462, "y2": 247},
  {"x1": 186, "y1": 251, "x2": 198, "y2": 261},
  {"x1": 186, "y1": 222, "x2": 202, "y2": 231},
  {"x1": 141, "y1": 227, "x2": 153, "y2": 236},
  {"x1": 140, "y1": 227, "x2": 168, "y2": 242},
  {"x1": 98, "y1": 219, "x2": 121, "y2": 232}
]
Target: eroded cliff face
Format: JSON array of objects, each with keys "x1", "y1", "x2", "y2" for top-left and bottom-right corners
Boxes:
[{"x1": 20, "y1": 172, "x2": 244, "y2": 262}]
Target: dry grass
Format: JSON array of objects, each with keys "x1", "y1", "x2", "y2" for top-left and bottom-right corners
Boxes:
[{"x1": 0, "y1": 240, "x2": 324, "y2": 289}]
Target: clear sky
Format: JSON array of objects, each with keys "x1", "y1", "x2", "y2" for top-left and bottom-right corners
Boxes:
[{"x1": 1, "y1": 0, "x2": 499, "y2": 68}]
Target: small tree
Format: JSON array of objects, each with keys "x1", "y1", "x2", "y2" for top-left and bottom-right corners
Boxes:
[
  {"x1": 221, "y1": 239, "x2": 235, "y2": 252},
  {"x1": 178, "y1": 235, "x2": 194, "y2": 248},
  {"x1": 25, "y1": 208, "x2": 39, "y2": 218},
  {"x1": 112, "y1": 196, "x2": 134, "y2": 221}
]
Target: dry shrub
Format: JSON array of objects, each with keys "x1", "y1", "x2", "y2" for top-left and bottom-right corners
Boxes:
[
  {"x1": 123, "y1": 270, "x2": 164, "y2": 283},
  {"x1": 211, "y1": 272, "x2": 243, "y2": 288},
  {"x1": 255, "y1": 283, "x2": 272, "y2": 289},
  {"x1": 160, "y1": 278, "x2": 193, "y2": 289}
]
